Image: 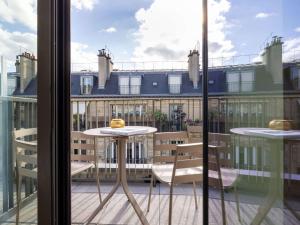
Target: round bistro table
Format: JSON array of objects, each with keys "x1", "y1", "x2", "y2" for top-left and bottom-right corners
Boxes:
[
  {"x1": 83, "y1": 126, "x2": 157, "y2": 225},
  {"x1": 230, "y1": 128, "x2": 300, "y2": 225}
]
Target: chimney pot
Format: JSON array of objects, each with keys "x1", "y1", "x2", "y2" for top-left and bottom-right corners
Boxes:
[{"x1": 188, "y1": 49, "x2": 200, "y2": 88}]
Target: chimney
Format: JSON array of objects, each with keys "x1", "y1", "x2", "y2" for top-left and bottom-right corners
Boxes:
[
  {"x1": 261, "y1": 36, "x2": 283, "y2": 84},
  {"x1": 188, "y1": 49, "x2": 200, "y2": 88},
  {"x1": 98, "y1": 49, "x2": 113, "y2": 89},
  {"x1": 17, "y1": 52, "x2": 37, "y2": 93}
]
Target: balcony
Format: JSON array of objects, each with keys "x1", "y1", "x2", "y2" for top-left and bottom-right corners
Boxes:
[{"x1": 1, "y1": 97, "x2": 300, "y2": 225}]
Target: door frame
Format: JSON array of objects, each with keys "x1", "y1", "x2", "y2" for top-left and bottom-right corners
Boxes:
[{"x1": 37, "y1": 0, "x2": 71, "y2": 224}]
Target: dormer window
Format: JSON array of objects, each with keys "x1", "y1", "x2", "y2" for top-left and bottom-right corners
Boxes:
[
  {"x1": 80, "y1": 76, "x2": 93, "y2": 95},
  {"x1": 130, "y1": 76, "x2": 141, "y2": 94},
  {"x1": 168, "y1": 74, "x2": 181, "y2": 94},
  {"x1": 227, "y1": 70, "x2": 254, "y2": 92},
  {"x1": 291, "y1": 67, "x2": 300, "y2": 89},
  {"x1": 241, "y1": 71, "x2": 254, "y2": 92},
  {"x1": 119, "y1": 76, "x2": 141, "y2": 95},
  {"x1": 119, "y1": 76, "x2": 130, "y2": 94},
  {"x1": 227, "y1": 72, "x2": 240, "y2": 92}
]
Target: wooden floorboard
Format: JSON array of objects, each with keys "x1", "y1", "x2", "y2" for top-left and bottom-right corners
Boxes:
[{"x1": 1, "y1": 182, "x2": 299, "y2": 225}]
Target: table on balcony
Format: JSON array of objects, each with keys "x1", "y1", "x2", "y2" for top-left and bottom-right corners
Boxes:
[
  {"x1": 230, "y1": 128, "x2": 300, "y2": 225},
  {"x1": 83, "y1": 126, "x2": 157, "y2": 225}
]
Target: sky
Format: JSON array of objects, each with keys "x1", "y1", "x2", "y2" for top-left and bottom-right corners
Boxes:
[{"x1": 0, "y1": 0, "x2": 300, "y2": 71}]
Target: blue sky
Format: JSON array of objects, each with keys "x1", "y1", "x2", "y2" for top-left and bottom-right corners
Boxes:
[
  {"x1": 70, "y1": 0, "x2": 300, "y2": 67},
  {"x1": 71, "y1": 0, "x2": 153, "y2": 61},
  {"x1": 0, "y1": 0, "x2": 300, "y2": 71}
]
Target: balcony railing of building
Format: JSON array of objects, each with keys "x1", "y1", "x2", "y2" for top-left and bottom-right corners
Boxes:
[
  {"x1": 70, "y1": 95, "x2": 300, "y2": 182},
  {"x1": 71, "y1": 50, "x2": 300, "y2": 73},
  {"x1": 71, "y1": 54, "x2": 262, "y2": 73}
]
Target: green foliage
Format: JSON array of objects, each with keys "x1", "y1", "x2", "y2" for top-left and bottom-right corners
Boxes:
[{"x1": 153, "y1": 110, "x2": 167, "y2": 122}]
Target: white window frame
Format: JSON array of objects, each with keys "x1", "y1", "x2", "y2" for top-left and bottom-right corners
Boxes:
[
  {"x1": 241, "y1": 70, "x2": 254, "y2": 92},
  {"x1": 119, "y1": 76, "x2": 130, "y2": 95},
  {"x1": 168, "y1": 74, "x2": 182, "y2": 94},
  {"x1": 227, "y1": 71, "x2": 240, "y2": 92},
  {"x1": 130, "y1": 76, "x2": 141, "y2": 94},
  {"x1": 227, "y1": 70, "x2": 255, "y2": 92},
  {"x1": 80, "y1": 75, "x2": 93, "y2": 95}
]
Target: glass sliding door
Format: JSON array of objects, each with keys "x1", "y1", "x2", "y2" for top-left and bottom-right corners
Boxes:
[
  {"x1": 0, "y1": 0, "x2": 38, "y2": 224},
  {"x1": 70, "y1": 0, "x2": 203, "y2": 224},
  {"x1": 208, "y1": 0, "x2": 300, "y2": 224}
]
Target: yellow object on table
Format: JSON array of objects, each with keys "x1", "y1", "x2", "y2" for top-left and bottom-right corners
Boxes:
[
  {"x1": 110, "y1": 119, "x2": 125, "y2": 128},
  {"x1": 268, "y1": 120, "x2": 293, "y2": 130}
]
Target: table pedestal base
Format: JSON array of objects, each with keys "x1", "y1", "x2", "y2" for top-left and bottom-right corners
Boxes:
[
  {"x1": 83, "y1": 137, "x2": 150, "y2": 225},
  {"x1": 251, "y1": 140, "x2": 283, "y2": 225}
]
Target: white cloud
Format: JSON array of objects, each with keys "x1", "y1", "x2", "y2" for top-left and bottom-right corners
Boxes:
[
  {"x1": 283, "y1": 37, "x2": 300, "y2": 62},
  {"x1": 255, "y1": 12, "x2": 273, "y2": 19},
  {"x1": 295, "y1": 27, "x2": 300, "y2": 33},
  {"x1": 71, "y1": 42, "x2": 98, "y2": 71},
  {"x1": 0, "y1": 27, "x2": 37, "y2": 70},
  {"x1": 102, "y1": 27, "x2": 117, "y2": 33},
  {"x1": 251, "y1": 37, "x2": 300, "y2": 63},
  {"x1": 0, "y1": 0, "x2": 37, "y2": 31},
  {"x1": 132, "y1": 0, "x2": 235, "y2": 64},
  {"x1": 71, "y1": 0, "x2": 98, "y2": 10},
  {"x1": 0, "y1": 27, "x2": 98, "y2": 72}
]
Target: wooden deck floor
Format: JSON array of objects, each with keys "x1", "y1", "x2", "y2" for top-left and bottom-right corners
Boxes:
[{"x1": 1, "y1": 182, "x2": 299, "y2": 225}]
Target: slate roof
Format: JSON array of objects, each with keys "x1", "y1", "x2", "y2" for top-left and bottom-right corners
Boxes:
[{"x1": 13, "y1": 62, "x2": 300, "y2": 98}]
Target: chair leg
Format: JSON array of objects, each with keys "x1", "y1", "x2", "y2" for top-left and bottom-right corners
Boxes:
[
  {"x1": 234, "y1": 185, "x2": 241, "y2": 222},
  {"x1": 168, "y1": 183, "x2": 174, "y2": 225},
  {"x1": 147, "y1": 175, "x2": 154, "y2": 212},
  {"x1": 220, "y1": 187, "x2": 227, "y2": 225},
  {"x1": 95, "y1": 166, "x2": 102, "y2": 203},
  {"x1": 16, "y1": 174, "x2": 22, "y2": 225},
  {"x1": 192, "y1": 181, "x2": 198, "y2": 210}
]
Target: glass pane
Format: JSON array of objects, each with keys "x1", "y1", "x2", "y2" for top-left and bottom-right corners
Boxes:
[
  {"x1": 0, "y1": 0, "x2": 38, "y2": 224},
  {"x1": 71, "y1": 0, "x2": 203, "y2": 224},
  {"x1": 208, "y1": 1, "x2": 300, "y2": 224}
]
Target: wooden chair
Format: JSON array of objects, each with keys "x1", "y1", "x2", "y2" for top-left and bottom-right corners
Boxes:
[
  {"x1": 13, "y1": 128, "x2": 37, "y2": 225},
  {"x1": 208, "y1": 132, "x2": 232, "y2": 166},
  {"x1": 208, "y1": 133, "x2": 241, "y2": 225},
  {"x1": 147, "y1": 132, "x2": 203, "y2": 224},
  {"x1": 71, "y1": 131, "x2": 102, "y2": 203},
  {"x1": 168, "y1": 143, "x2": 203, "y2": 225},
  {"x1": 187, "y1": 125, "x2": 203, "y2": 143}
]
